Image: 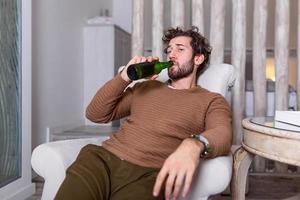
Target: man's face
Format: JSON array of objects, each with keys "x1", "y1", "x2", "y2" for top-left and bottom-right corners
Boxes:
[{"x1": 166, "y1": 36, "x2": 195, "y2": 80}]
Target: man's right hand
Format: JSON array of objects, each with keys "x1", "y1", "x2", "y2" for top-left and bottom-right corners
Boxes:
[{"x1": 120, "y1": 55, "x2": 159, "y2": 82}]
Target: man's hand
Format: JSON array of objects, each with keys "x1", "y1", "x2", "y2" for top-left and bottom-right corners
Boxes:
[
  {"x1": 120, "y1": 55, "x2": 159, "y2": 82},
  {"x1": 153, "y1": 138, "x2": 205, "y2": 200}
]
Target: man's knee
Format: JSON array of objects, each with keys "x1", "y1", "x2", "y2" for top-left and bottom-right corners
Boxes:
[{"x1": 57, "y1": 145, "x2": 110, "y2": 200}]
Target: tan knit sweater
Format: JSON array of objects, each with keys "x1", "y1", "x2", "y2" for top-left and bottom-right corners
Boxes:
[{"x1": 86, "y1": 74, "x2": 232, "y2": 168}]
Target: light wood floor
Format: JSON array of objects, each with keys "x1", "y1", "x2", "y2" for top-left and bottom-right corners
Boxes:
[{"x1": 26, "y1": 174, "x2": 300, "y2": 200}]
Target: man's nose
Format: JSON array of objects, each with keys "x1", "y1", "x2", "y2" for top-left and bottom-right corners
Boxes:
[{"x1": 168, "y1": 51, "x2": 177, "y2": 60}]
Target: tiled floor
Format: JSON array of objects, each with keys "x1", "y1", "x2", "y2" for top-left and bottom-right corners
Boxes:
[{"x1": 26, "y1": 174, "x2": 300, "y2": 200}]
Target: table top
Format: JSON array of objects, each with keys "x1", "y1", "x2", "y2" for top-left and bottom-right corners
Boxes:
[
  {"x1": 242, "y1": 117, "x2": 300, "y2": 167},
  {"x1": 250, "y1": 117, "x2": 300, "y2": 133},
  {"x1": 243, "y1": 117, "x2": 300, "y2": 140}
]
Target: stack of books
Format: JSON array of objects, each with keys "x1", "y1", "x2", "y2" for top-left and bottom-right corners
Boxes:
[{"x1": 274, "y1": 111, "x2": 300, "y2": 132}]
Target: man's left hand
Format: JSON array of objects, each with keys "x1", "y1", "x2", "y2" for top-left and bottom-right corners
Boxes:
[{"x1": 152, "y1": 138, "x2": 205, "y2": 200}]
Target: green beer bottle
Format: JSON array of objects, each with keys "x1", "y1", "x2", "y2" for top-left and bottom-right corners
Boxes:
[{"x1": 127, "y1": 61, "x2": 173, "y2": 81}]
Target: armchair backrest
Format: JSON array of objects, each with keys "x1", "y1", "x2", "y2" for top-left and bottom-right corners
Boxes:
[{"x1": 124, "y1": 63, "x2": 235, "y2": 101}]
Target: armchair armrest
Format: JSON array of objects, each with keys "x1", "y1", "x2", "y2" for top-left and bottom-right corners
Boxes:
[{"x1": 31, "y1": 137, "x2": 108, "y2": 200}]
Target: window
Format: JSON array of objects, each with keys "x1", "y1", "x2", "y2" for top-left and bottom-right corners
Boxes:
[{"x1": 0, "y1": 0, "x2": 22, "y2": 187}]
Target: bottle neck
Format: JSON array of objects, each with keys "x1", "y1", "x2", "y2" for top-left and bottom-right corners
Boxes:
[{"x1": 154, "y1": 61, "x2": 173, "y2": 73}]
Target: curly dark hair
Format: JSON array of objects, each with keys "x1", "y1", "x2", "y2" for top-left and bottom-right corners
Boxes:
[{"x1": 162, "y1": 26, "x2": 212, "y2": 77}]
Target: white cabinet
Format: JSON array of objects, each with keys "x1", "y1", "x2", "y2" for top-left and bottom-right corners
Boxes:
[{"x1": 83, "y1": 24, "x2": 131, "y2": 125}]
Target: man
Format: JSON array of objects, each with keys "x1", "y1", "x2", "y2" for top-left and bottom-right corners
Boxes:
[{"x1": 55, "y1": 27, "x2": 232, "y2": 200}]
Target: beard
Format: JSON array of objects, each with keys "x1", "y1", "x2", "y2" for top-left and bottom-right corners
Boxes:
[{"x1": 168, "y1": 60, "x2": 195, "y2": 80}]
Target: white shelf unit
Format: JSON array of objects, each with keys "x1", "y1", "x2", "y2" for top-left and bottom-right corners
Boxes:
[{"x1": 83, "y1": 24, "x2": 131, "y2": 126}]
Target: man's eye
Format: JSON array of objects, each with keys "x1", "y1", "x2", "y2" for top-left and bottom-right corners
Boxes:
[{"x1": 179, "y1": 49, "x2": 184, "y2": 52}]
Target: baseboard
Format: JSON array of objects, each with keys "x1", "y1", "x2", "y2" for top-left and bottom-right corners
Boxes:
[{"x1": 5, "y1": 183, "x2": 35, "y2": 200}]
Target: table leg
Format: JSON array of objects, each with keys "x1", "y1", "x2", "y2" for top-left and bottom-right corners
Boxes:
[{"x1": 231, "y1": 147, "x2": 254, "y2": 200}]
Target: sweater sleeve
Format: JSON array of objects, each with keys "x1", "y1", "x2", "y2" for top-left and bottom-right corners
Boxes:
[
  {"x1": 86, "y1": 74, "x2": 134, "y2": 123},
  {"x1": 201, "y1": 95, "x2": 233, "y2": 158}
]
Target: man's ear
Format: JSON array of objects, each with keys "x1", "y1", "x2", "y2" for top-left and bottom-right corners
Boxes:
[{"x1": 194, "y1": 54, "x2": 205, "y2": 66}]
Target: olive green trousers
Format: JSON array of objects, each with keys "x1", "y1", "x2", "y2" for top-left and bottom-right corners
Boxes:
[{"x1": 55, "y1": 144, "x2": 164, "y2": 200}]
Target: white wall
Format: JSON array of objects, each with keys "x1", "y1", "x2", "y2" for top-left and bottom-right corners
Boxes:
[
  {"x1": 32, "y1": 0, "x2": 112, "y2": 148},
  {"x1": 112, "y1": 0, "x2": 132, "y2": 33},
  {"x1": 0, "y1": 1, "x2": 35, "y2": 199}
]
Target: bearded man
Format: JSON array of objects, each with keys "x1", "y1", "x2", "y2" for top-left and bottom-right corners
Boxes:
[{"x1": 55, "y1": 27, "x2": 232, "y2": 200}]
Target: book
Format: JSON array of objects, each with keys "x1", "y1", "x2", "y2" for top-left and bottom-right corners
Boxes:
[
  {"x1": 275, "y1": 111, "x2": 300, "y2": 128},
  {"x1": 274, "y1": 121, "x2": 300, "y2": 132}
]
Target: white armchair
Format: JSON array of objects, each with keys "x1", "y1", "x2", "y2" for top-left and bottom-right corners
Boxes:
[{"x1": 31, "y1": 63, "x2": 236, "y2": 200}]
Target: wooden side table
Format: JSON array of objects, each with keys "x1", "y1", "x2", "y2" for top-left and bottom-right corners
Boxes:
[{"x1": 231, "y1": 117, "x2": 300, "y2": 200}]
